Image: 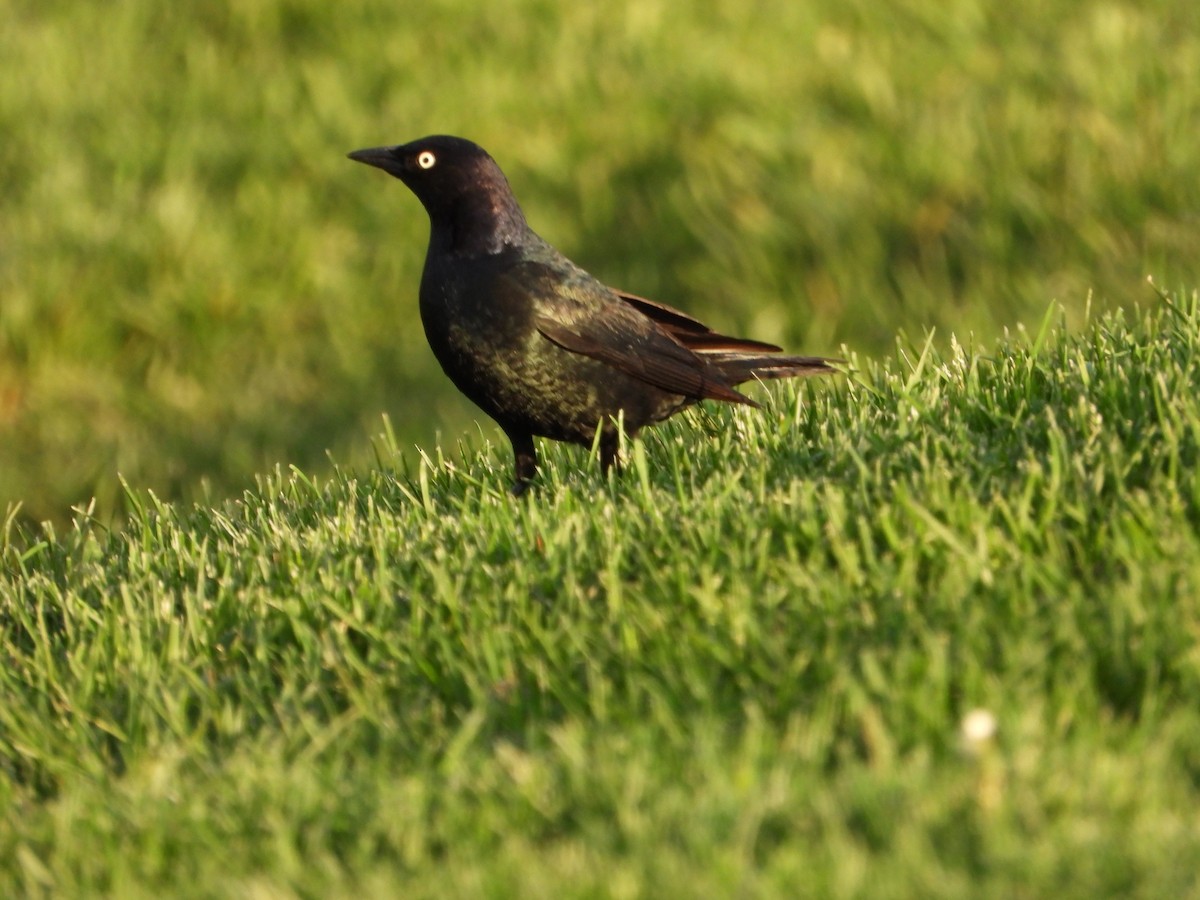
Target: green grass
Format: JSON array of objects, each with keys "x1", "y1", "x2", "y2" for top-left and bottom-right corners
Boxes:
[
  {"x1": 3, "y1": 293, "x2": 1200, "y2": 897},
  {"x1": 3, "y1": 0, "x2": 1199, "y2": 520},
  {"x1": 4, "y1": 2, "x2": 1199, "y2": 889}
]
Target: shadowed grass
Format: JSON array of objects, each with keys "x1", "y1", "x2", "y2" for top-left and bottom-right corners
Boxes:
[{"x1": 2, "y1": 0, "x2": 1198, "y2": 520}]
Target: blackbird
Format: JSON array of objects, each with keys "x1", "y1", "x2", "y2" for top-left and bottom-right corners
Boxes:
[{"x1": 348, "y1": 135, "x2": 835, "y2": 494}]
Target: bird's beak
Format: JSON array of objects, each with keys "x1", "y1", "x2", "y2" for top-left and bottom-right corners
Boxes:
[{"x1": 347, "y1": 146, "x2": 403, "y2": 175}]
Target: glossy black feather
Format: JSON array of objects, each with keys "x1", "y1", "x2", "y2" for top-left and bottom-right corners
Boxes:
[{"x1": 348, "y1": 135, "x2": 838, "y2": 492}]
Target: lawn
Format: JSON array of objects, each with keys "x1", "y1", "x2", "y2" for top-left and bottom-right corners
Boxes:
[
  {"x1": 2, "y1": 0, "x2": 1198, "y2": 520},
  {"x1": 3, "y1": 295, "x2": 1200, "y2": 896},
  {"x1": 3, "y1": 0, "x2": 1200, "y2": 895}
]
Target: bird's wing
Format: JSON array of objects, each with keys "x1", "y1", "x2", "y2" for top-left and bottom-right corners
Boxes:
[
  {"x1": 614, "y1": 292, "x2": 782, "y2": 355},
  {"x1": 505, "y1": 262, "x2": 754, "y2": 405},
  {"x1": 614, "y1": 291, "x2": 711, "y2": 334},
  {"x1": 615, "y1": 290, "x2": 784, "y2": 353},
  {"x1": 534, "y1": 315, "x2": 755, "y2": 405}
]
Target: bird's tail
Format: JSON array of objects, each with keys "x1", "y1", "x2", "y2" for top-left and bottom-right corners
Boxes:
[{"x1": 706, "y1": 352, "x2": 839, "y2": 386}]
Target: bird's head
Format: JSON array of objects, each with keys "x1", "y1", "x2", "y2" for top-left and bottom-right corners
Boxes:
[{"x1": 348, "y1": 136, "x2": 527, "y2": 251}]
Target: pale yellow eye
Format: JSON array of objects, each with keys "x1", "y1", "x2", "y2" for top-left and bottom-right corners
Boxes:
[{"x1": 417, "y1": 150, "x2": 436, "y2": 169}]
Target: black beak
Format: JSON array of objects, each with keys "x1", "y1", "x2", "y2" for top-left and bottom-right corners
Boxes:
[{"x1": 347, "y1": 146, "x2": 402, "y2": 175}]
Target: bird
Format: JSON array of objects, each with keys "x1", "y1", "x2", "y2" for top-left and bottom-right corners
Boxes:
[{"x1": 347, "y1": 135, "x2": 836, "y2": 494}]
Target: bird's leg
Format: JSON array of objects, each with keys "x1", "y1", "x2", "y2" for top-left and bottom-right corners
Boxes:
[
  {"x1": 599, "y1": 427, "x2": 622, "y2": 475},
  {"x1": 507, "y1": 430, "x2": 538, "y2": 496}
]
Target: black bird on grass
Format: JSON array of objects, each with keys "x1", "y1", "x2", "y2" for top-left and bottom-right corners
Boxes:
[{"x1": 348, "y1": 135, "x2": 836, "y2": 494}]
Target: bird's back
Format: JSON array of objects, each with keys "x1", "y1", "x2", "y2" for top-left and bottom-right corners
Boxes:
[{"x1": 419, "y1": 236, "x2": 696, "y2": 445}]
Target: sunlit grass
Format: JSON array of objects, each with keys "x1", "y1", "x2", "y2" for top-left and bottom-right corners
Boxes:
[{"x1": 3, "y1": 293, "x2": 1200, "y2": 895}]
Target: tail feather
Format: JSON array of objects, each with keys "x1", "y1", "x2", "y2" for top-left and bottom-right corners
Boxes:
[
  {"x1": 614, "y1": 286, "x2": 840, "y2": 391},
  {"x1": 705, "y1": 352, "x2": 839, "y2": 386}
]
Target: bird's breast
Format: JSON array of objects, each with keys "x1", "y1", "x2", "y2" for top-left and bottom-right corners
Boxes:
[{"x1": 418, "y1": 255, "x2": 540, "y2": 395}]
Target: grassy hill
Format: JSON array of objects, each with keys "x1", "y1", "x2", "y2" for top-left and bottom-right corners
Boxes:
[{"x1": 3, "y1": 294, "x2": 1200, "y2": 896}]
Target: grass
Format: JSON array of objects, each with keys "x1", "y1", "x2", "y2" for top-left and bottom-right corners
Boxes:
[
  {"x1": 3, "y1": 292, "x2": 1200, "y2": 896},
  {"x1": 2, "y1": 0, "x2": 1199, "y2": 520},
  {"x1": 4, "y1": 1, "x2": 1199, "y2": 891}
]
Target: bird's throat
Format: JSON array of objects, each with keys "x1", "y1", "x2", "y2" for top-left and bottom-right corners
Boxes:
[{"x1": 433, "y1": 193, "x2": 529, "y2": 257}]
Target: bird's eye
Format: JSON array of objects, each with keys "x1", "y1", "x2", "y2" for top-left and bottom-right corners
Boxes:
[{"x1": 417, "y1": 151, "x2": 436, "y2": 169}]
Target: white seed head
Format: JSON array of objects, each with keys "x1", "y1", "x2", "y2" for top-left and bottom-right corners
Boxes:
[{"x1": 960, "y1": 708, "x2": 998, "y2": 746}]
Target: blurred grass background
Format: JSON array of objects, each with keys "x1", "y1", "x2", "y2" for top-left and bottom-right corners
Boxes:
[{"x1": 2, "y1": 0, "x2": 1198, "y2": 522}]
